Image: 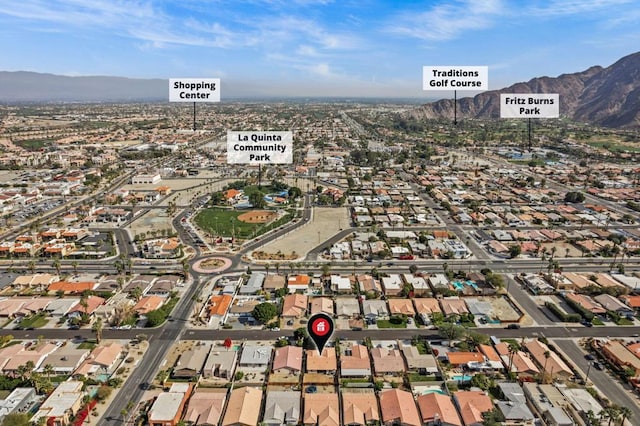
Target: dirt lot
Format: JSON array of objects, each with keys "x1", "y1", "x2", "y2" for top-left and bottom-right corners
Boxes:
[
  {"x1": 538, "y1": 242, "x2": 583, "y2": 258},
  {"x1": 252, "y1": 207, "x2": 350, "y2": 259},
  {"x1": 126, "y1": 209, "x2": 174, "y2": 237},
  {"x1": 480, "y1": 296, "x2": 524, "y2": 323}
]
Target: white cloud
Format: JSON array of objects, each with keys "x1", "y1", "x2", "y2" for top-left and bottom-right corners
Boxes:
[
  {"x1": 387, "y1": 0, "x2": 506, "y2": 41},
  {"x1": 528, "y1": 0, "x2": 632, "y2": 17}
]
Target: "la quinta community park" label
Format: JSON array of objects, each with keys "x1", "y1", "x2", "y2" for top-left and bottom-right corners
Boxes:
[{"x1": 227, "y1": 131, "x2": 293, "y2": 164}]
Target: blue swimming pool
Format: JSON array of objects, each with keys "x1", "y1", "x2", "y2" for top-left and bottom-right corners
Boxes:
[{"x1": 451, "y1": 374, "x2": 473, "y2": 382}]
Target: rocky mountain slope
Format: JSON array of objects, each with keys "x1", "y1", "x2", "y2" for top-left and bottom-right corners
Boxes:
[{"x1": 412, "y1": 51, "x2": 640, "y2": 128}]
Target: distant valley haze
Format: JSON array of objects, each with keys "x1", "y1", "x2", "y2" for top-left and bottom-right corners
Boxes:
[{"x1": 1, "y1": 50, "x2": 639, "y2": 128}]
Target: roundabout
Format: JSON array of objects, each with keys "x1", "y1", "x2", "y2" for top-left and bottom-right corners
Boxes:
[{"x1": 193, "y1": 256, "x2": 233, "y2": 273}]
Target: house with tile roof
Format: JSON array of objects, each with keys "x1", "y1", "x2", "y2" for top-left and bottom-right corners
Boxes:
[
  {"x1": 388, "y1": 299, "x2": 415, "y2": 316},
  {"x1": 340, "y1": 343, "x2": 372, "y2": 377},
  {"x1": 524, "y1": 339, "x2": 573, "y2": 380},
  {"x1": 379, "y1": 389, "x2": 421, "y2": 426},
  {"x1": 453, "y1": 390, "x2": 494, "y2": 426},
  {"x1": 222, "y1": 387, "x2": 263, "y2": 426},
  {"x1": 207, "y1": 294, "x2": 232, "y2": 326},
  {"x1": 417, "y1": 392, "x2": 462, "y2": 426},
  {"x1": 183, "y1": 390, "x2": 226, "y2": 426},
  {"x1": 310, "y1": 297, "x2": 334, "y2": 316},
  {"x1": 342, "y1": 391, "x2": 380, "y2": 426},
  {"x1": 306, "y1": 347, "x2": 337, "y2": 373},
  {"x1": 133, "y1": 295, "x2": 165, "y2": 315},
  {"x1": 281, "y1": 294, "x2": 307, "y2": 318},
  {"x1": 48, "y1": 280, "x2": 97, "y2": 294},
  {"x1": 272, "y1": 346, "x2": 303, "y2": 374},
  {"x1": 371, "y1": 347, "x2": 405, "y2": 375},
  {"x1": 287, "y1": 275, "x2": 310, "y2": 293},
  {"x1": 74, "y1": 342, "x2": 124, "y2": 377},
  {"x1": 303, "y1": 393, "x2": 339, "y2": 426}
]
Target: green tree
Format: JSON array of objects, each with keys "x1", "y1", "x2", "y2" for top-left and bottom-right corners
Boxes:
[
  {"x1": 438, "y1": 323, "x2": 466, "y2": 345},
  {"x1": 1, "y1": 413, "x2": 30, "y2": 426},
  {"x1": 288, "y1": 186, "x2": 302, "y2": 200},
  {"x1": 564, "y1": 191, "x2": 585, "y2": 203},
  {"x1": 252, "y1": 302, "x2": 278, "y2": 324},
  {"x1": 482, "y1": 408, "x2": 506, "y2": 426},
  {"x1": 465, "y1": 331, "x2": 490, "y2": 349},
  {"x1": 509, "y1": 244, "x2": 522, "y2": 259},
  {"x1": 146, "y1": 310, "x2": 166, "y2": 327},
  {"x1": 248, "y1": 191, "x2": 266, "y2": 208}
]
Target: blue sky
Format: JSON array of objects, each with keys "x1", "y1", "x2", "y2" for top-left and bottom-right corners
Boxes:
[{"x1": 1, "y1": 0, "x2": 639, "y2": 97}]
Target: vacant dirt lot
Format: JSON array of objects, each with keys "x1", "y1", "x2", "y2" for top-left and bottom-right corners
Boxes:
[{"x1": 252, "y1": 207, "x2": 349, "y2": 259}]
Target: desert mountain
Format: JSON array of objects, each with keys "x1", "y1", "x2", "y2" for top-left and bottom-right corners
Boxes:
[{"x1": 412, "y1": 51, "x2": 640, "y2": 128}]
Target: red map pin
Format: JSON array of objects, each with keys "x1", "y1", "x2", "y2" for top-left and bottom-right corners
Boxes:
[{"x1": 307, "y1": 313, "x2": 334, "y2": 355}]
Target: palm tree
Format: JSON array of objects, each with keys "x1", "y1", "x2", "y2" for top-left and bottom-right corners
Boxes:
[
  {"x1": 619, "y1": 406, "x2": 632, "y2": 425},
  {"x1": 542, "y1": 350, "x2": 551, "y2": 383},
  {"x1": 182, "y1": 259, "x2": 190, "y2": 279},
  {"x1": 612, "y1": 245, "x2": 620, "y2": 265},
  {"x1": 43, "y1": 364, "x2": 54, "y2": 381},
  {"x1": 27, "y1": 260, "x2": 36, "y2": 274},
  {"x1": 92, "y1": 317, "x2": 103, "y2": 344},
  {"x1": 117, "y1": 276, "x2": 125, "y2": 291},
  {"x1": 131, "y1": 286, "x2": 143, "y2": 302},
  {"x1": 52, "y1": 258, "x2": 61, "y2": 276},
  {"x1": 16, "y1": 364, "x2": 30, "y2": 382},
  {"x1": 264, "y1": 264, "x2": 270, "y2": 276},
  {"x1": 79, "y1": 295, "x2": 89, "y2": 317},
  {"x1": 507, "y1": 342, "x2": 518, "y2": 375},
  {"x1": 71, "y1": 261, "x2": 79, "y2": 276}
]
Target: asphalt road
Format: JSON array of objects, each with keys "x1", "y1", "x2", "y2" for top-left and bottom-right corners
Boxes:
[
  {"x1": 553, "y1": 339, "x2": 639, "y2": 424},
  {"x1": 504, "y1": 274, "x2": 555, "y2": 326}
]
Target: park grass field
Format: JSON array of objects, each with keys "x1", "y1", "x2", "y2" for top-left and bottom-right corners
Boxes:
[{"x1": 194, "y1": 208, "x2": 293, "y2": 239}]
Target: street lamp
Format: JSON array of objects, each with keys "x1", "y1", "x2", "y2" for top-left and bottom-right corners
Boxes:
[{"x1": 585, "y1": 361, "x2": 593, "y2": 384}]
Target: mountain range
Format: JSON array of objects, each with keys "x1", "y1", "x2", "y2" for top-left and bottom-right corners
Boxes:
[{"x1": 412, "y1": 51, "x2": 640, "y2": 128}]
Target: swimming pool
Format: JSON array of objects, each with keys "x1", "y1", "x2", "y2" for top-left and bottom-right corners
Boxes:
[
  {"x1": 452, "y1": 280, "x2": 479, "y2": 291},
  {"x1": 420, "y1": 389, "x2": 446, "y2": 395},
  {"x1": 450, "y1": 374, "x2": 473, "y2": 382}
]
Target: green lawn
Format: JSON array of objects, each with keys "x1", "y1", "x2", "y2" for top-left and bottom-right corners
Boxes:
[
  {"x1": 78, "y1": 341, "x2": 97, "y2": 350},
  {"x1": 586, "y1": 137, "x2": 640, "y2": 153},
  {"x1": 194, "y1": 208, "x2": 293, "y2": 239},
  {"x1": 376, "y1": 319, "x2": 407, "y2": 329},
  {"x1": 19, "y1": 312, "x2": 48, "y2": 328},
  {"x1": 408, "y1": 373, "x2": 437, "y2": 382}
]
